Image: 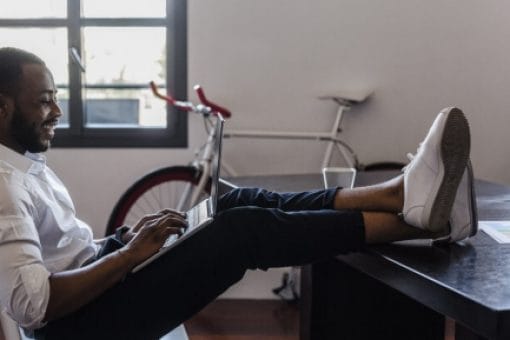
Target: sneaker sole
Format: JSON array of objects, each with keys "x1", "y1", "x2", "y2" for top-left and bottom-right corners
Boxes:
[
  {"x1": 426, "y1": 107, "x2": 471, "y2": 232},
  {"x1": 466, "y1": 161, "x2": 478, "y2": 238},
  {"x1": 433, "y1": 161, "x2": 478, "y2": 244}
]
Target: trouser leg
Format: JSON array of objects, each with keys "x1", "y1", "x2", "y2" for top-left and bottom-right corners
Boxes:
[
  {"x1": 38, "y1": 194, "x2": 363, "y2": 340},
  {"x1": 219, "y1": 187, "x2": 339, "y2": 211}
]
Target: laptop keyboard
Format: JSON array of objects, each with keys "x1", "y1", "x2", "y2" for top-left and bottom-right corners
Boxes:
[
  {"x1": 187, "y1": 203, "x2": 209, "y2": 228},
  {"x1": 162, "y1": 202, "x2": 208, "y2": 248}
]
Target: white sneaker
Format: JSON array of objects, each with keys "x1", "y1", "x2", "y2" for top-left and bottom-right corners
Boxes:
[
  {"x1": 403, "y1": 107, "x2": 470, "y2": 232},
  {"x1": 435, "y1": 161, "x2": 478, "y2": 244}
]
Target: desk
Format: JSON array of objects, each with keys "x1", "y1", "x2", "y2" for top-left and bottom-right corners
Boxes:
[{"x1": 228, "y1": 172, "x2": 510, "y2": 340}]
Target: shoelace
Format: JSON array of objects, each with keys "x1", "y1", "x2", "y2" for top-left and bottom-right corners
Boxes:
[{"x1": 402, "y1": 142, "x2": 423, "y2": 172}]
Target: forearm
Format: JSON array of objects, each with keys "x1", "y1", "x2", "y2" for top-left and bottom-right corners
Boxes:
[{"x1": 44, "y1": 247, "x2": 136, "y2": 322}]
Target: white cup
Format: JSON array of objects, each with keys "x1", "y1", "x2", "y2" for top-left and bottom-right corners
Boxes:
[{"x1": 322, "y1": 167, "x2": 356, "y2": 189}]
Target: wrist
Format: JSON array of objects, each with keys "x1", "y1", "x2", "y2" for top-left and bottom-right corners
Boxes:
[{"x1": 116, "y1": 247, "x2": 137, "y2": 273}]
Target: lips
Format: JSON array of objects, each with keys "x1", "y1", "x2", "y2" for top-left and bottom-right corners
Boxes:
[{"x1": 41, "y1": 118, "x2": 59, "y2": 138}]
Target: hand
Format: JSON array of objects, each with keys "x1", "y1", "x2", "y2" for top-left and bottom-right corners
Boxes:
[
  {"x1": 122, "y1": 212, "x2": 188, "y2": 265},
  {"x1": 121, "y1": 209, "x2": 187, "y2": 243}
]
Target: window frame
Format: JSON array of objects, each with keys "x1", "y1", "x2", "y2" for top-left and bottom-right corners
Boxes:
[{"x1": 0, "y1": 0, "x2": 188, "y2": 148}]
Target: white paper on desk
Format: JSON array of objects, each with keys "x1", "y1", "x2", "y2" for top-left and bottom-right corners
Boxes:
[{"x1": 479, "y1": 221, "x2": 510, "y2": 243}]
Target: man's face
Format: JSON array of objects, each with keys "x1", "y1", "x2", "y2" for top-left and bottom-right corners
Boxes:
[{"x1": 9, "y1": 64, "x2": 62, "y2": 153}]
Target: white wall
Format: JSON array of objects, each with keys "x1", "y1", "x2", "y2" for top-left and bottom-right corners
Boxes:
[
  {"x1": 47, "y1": 0, "x2": 510, "y2": 298},
  {"x1": 189, "y1": 0, "x2": 510, "y2": 181}
]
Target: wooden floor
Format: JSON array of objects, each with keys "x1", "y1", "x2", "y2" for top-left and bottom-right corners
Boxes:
[{"x1": 185, "y1": 299, "x2": 299, "y2": 340}]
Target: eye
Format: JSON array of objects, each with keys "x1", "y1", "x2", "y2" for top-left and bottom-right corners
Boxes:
[{"x1": 40, "y1": 98, "x2": 58, "y2": 106}]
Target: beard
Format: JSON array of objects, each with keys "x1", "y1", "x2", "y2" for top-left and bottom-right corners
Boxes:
[{"x1": 11, "y1": 105, "x2": 50, "y2": 153}]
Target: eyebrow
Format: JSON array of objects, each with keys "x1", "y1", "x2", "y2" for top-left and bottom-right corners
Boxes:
[{"x1": 38, "y1": 89, "x2": 58, "y2": 96}]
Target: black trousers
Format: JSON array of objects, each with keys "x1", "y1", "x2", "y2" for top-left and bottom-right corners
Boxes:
[{"x1": 36, "y1": 188, "x2": 365, "y2": 340}]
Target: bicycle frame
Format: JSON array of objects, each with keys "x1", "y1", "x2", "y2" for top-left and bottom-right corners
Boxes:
[
  {"x1": 221, "y1": 102, "x2": 359, "y2": 176},
  {"x1": 186, "y1": 117, "x2": 220, "y2": 208}
]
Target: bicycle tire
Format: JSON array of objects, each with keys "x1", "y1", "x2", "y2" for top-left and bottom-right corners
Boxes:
[{"x1": 106, "y1": 166, "x2": 210, "y2": 236}]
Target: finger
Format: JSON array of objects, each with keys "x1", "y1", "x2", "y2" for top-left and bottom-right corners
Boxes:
[
  {"x1": 158, "y1": 208, "x2": 186, "y2": 218},
  {"x1": 152, "y1": 226, "x2": 184, "y2": 245},
  {"x1": 135, "y1": 221, "x2": 183, "y2": 241},
  {"x1": 133, "y1": 213, "x2": 166, "y2": 232},
  {"x1": 144, "y1": 216, "x2": 187, "y2": 235},
  {"x1": 158, "y1": 215, "x2": 188, "y2": 229},
  {"x1": 164, "y1": 226, "x2": 185, "y2": 237}
]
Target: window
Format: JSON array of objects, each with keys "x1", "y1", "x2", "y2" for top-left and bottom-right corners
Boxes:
[{"x1": 0, "y1": 0, "x2": 187, "y2": 147}]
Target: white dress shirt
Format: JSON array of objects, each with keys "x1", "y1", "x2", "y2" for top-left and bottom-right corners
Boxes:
[{"x1": 0, "y1": 144, "x2": 99, "y2": 330}]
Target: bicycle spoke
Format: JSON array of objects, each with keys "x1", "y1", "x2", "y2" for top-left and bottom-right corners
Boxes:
[
  {"x1": 125, "y1": 180, "x2": 198, "y2": 225},
  {"x1": 140, "y1": 189, "x2": 159, "y2": 211}
]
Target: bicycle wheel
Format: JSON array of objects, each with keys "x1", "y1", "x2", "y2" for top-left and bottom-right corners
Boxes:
[{"x1": 106, "y1": 166, "x2": 210, "y2": 236}]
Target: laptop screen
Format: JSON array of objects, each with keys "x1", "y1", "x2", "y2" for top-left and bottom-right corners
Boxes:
[{"x1": 209, "y1": 114, "x2": 224, "y2": 215}]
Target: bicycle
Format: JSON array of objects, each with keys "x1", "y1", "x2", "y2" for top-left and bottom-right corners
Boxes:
[{"x1": 106, "y1": 84, "x2": 404, "y2": 235}]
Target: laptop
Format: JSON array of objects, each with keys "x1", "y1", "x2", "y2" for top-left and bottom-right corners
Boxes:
[{"x1": 132, "y1": 115, "x2": 225, "y2": 273}]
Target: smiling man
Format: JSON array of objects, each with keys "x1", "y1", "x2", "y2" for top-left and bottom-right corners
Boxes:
[
  {"x1": 0, "y1": 47, "x2": 476, "y2": 340},
  {"x1": 1, "y1": 58, "x2": 61, "y2": 154},
  {"x1": 0, "y1": 48, "x2": 191, "y2": 337}
]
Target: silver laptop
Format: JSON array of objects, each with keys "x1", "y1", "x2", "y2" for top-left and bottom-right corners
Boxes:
[{"x1": 132, "y1": 115, "x2": 225, "y2": 273}]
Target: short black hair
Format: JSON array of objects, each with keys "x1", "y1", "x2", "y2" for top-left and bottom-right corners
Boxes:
[{"x1": 0, "y1": 47, "x2": 45, "y2": 97}]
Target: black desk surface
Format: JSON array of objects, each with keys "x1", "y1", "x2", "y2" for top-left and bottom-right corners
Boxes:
[{"x1": 228, "y1": 171, "x2": 510, "y2": 339}]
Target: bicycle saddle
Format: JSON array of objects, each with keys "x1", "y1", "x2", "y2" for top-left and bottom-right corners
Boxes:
[{"x1": 319, "y1": 89, "x2": 373, "y2": 106}]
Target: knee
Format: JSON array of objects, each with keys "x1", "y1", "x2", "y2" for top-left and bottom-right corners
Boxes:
[{"x1": 218, "y1": 188, "x2": 242, "y2": 211}]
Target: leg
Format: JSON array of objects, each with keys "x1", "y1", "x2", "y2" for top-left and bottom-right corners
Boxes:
[
  {"x1": 219, "y1": 187, "x2": 339, "y2": 211},
  {"x1": 334, "y1": 175, "x2": 404, "y2": 213},
  {"x1": 363, "y1": 211, "x2": 445, "y2": 244},
  {"x1": 219, "y1": 175, "x2": 404, "y2": 213},
  {"x1": 39, "y1": 206, "x2": 366, "y2": 340},
  {"x1": 334, "y1": 175, "x2": 446, "y2": 243}
]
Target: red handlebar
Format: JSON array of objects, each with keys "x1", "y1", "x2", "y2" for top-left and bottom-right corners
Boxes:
[
  {"x1": 149, "y1": 81, "x2": 231, "y2": 118},
  {"x1": 149, "y1": 81, "x2": 193, "y2": 111},
  {"x1": 193, "y1": 85, "x2": 231, "y2": 118}
]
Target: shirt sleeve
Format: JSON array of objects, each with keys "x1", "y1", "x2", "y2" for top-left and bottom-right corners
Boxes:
[{"x1": 0, "y1": 177, "x2": 51, "y2": 330}]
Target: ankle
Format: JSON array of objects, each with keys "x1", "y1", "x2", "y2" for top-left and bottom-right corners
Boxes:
[{"x1": 386, "y1": 175, "x2": 404, "y2": 212}]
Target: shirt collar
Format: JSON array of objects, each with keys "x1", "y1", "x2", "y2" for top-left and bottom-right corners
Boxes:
[{"x1": 0, "y1": 143, "x2": 47, "y2": 174}]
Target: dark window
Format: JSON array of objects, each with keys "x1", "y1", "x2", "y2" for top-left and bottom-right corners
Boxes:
[{"x1": 0, "y1": 0, "x2": 187, "y2": 147}]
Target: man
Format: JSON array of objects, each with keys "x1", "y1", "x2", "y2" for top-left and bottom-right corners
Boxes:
[{"x1": 0, "y1": 47, "x2": 476, "y2": 339}]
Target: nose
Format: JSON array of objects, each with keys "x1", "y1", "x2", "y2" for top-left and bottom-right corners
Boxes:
[{"x1": 50, "y1": 100, "x2": 63, "y2": 118}]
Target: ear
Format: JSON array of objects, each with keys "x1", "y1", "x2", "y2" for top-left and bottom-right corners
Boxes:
[{"x1": 0, "y1": 94, "x2": 14, "y2": 118}]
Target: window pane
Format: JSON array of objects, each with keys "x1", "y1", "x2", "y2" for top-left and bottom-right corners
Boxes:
[
  {"x1": 83, "y1": 27, "x2": 166, "y2": 85},
  {"x1": 82, "y1": 27, "x2": 167, "y2": 128},
  {"x1": 82, "y1": 0, "x2": 166, "y2": 18},
  {"x1": 0, "y1": 0, "x2": 66, "y2": 18},
  {"x1": 83, "y1": 88, "x2": 167, "y2": 128},
  {"x1": 56, "y1": 88, "x2": 70, "y2": 128},
  {"x1": 0, "y1": 28, "x2": 68, "y2": 85}
]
